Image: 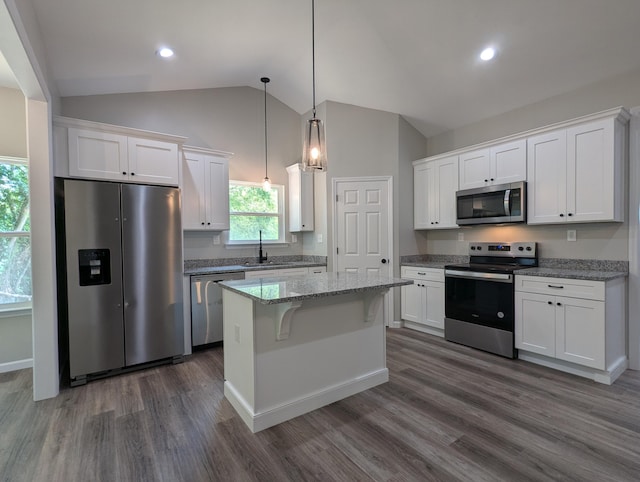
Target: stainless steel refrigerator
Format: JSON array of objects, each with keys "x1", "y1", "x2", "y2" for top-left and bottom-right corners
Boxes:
[{"x1": 55, "y1": 178, "x2": 184, "y2": 385}]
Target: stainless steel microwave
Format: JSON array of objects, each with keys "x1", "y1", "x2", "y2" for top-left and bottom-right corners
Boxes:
[{"x1": 456, "y1": 181, "x2": 526, "y2": 225}]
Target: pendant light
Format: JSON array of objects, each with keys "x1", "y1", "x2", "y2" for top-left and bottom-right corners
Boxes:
[
  {"x1": 302, "y1": 0, "x2": 327, "y2": 172},
  {"x1": 261, "y1": 77, "x2": 272, "y2": 191}
]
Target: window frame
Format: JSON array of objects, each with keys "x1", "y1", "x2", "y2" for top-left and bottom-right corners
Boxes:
[
  {"x1": 0, "y1": 156, "x2": 32, "y2": 312},
  {"x1": 227, "y1": 180, "x2": 286, "y2": 245}
]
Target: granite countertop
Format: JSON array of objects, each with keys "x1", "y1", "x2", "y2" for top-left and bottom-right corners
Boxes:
[
  {"x1": 516, "y1": 267, "x2": 627, "y2": 282},
  {"x1": 184, "y1": 261, "x2": 325, "y2": 276},
  {"x1": 219, "y1": 272, "x2": 412, "y2": 304},
  {"x1": 401, "y1": 261, "x2": 449, "y2": 270},
  {"x1": 400, "y1": 256, "x2": 628, "y2": 281}
]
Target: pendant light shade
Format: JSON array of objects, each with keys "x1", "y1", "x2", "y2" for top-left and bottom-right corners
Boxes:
[
  {"x1": 302, "y1": 0, "x2": 327, "y2": 172},
  {"x1": 260, "y1": 77, "x2": 272, "y2": 191}
]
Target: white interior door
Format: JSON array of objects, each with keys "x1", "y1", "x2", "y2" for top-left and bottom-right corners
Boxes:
[{"x1": 334, "y1": 177, "x2": 393, "y2": 323}]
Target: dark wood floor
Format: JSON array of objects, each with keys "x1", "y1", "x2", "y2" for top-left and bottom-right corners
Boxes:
[{"x1": 2, "y1": 328, "x2": 640, "y2": 481}]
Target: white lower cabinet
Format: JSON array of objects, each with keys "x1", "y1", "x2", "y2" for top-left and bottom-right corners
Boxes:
[
  {"x1": 400, "y1": 266, "x2": 444, "y2": 334},
  {"x1": 515, "y1": 275, "x2": 626, "y2": 383}
]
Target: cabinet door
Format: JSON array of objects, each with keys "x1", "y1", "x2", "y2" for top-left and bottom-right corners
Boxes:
[
  {"x1": 459, "y1": 148, "x2": 490, "y2": 190},
  {"x1": 127, "y1": 137, "x2": 180, "y2": 186},
  {"x1": 424, "y1": 281, "x2": 445, "y2": 329},
  {"x1": 555, "y1": 296, "x2": 605, "y2": 369},
  {"x1": 566, "y1": 119, "x2": 617, "y2": 222},
  {"x1": 435, "y1": 156, "x2": 459, "y2": 228},
  {"x1": 527, "y1": 130, "x2": 567, "y2": 224},
  {"x1": 401, "y1": 281, "x2": 423, "y2": 323},
  {"x1": 68, "y1": 127, "x2": 128, "y2": 181},
  {"x1": 515, "y1": 291, "x2": 556, "y2": 356},
  {"x1": 182, "y1": 151, "x2": 207, "y2": 230},
  {"x1": 491, "y1": 139, "x2": 526, "y2": 185},
  {"x1": 287, "y1": 164, "x2": 314, "y2": 232},
  {"x1": 204, "y1": 155, "x2": 230, "y2": 230},
  {"x1": 413, "y1": 162, "x2": 431, "y2": 229}
]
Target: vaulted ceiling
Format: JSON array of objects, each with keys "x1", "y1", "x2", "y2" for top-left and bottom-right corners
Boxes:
[{"x1": 4, "y1": 0, "x2": 640, "y2": 137}]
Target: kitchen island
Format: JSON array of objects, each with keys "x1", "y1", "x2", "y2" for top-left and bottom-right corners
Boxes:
[{"x1": 220, "y1": 272, "x2": 411, "y2": 432}]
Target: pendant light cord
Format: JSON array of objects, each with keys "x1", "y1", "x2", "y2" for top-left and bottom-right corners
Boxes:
[
  {"x1": 312, "y1": 0, "x2": 317, "y2": 118},
  {"x1": 261, "y1": 77, "x2": 269, "y2": 178}
]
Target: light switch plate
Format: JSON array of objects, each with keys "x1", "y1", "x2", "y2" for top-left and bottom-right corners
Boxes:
[
  {"x1": 567, "y1": 230, "x2": 577, "y2": 242},
  {"x1": 291, "y1": 234, "x2": 297, "y2": 243},
  {"x1": 458, "y1": 232, "x2": 464, "y2": 241},
  {"x1": 317, "y1": 234, "x2": 323, "y2": 243}
]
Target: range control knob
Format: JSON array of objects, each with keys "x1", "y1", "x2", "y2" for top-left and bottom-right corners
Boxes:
[
  {"x1": 526, "y1": 246, "x2": 532, "y2": 251},
  {"x1": 470, "y1": 246, "x2": 476, "y2": 251},
  {"x1": 477, "y1": 246, "x2": 482, "y2": 251},
  {"x1": 518, "y1": 246, "x2": 524, "y2": 251}
]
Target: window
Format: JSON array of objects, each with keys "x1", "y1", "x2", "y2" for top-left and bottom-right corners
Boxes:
[
  {"x1": 228, "y1": 181, "x2": 285, "y2": 244},
  {"x1": 0, "y1": 157, "x2": 31, "y2": 309}
]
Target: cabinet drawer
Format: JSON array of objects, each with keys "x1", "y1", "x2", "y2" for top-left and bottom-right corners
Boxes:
[
  {"x1": 401, "y1": 266, "x2": 444, "y2": 282},
  {"x1": 515, "y1": 275, "x2": 604, "y2": 301}
]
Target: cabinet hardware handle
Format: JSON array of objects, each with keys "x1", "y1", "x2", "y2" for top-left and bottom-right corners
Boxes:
[
  {"x1": 435, "y1": 221, "x2": 439, "y2": 224},
  {"x1": 484, "y1": 179, "x2": 488, "y2": 182},
  {"x1": 207, "y1": 222, "x2": 211, "y2": 225},
  {"x1": 201, "y1": 222, "x2": 205, "y2": 225},
  {"x1": 122, "y1": 171, "x2": 127, "y2": 175},
  {"x1": 131, "y1": 172, "x2": 135, "y2": 176},
  {"x1": 568, "y1": 213, "x2": 573, "y2": 217},
  {"x1": 559, "y1": 213, "x2": 564, "y2": 217},
  {"x1": 490, "y1": 178, "x2": 494, "y2": 181},
  {"x1": 557, "y1": 302, "x2": 562, "y2": 306},
  {"x1": 547, "y1": 301, "x2": 552, "y2": 305},
  {"x1": 417, "y1": 272, "x2": 426, "y2": 275},
  {"x1": 548, "y1": 284, "x2": 564, "y2": 289}
]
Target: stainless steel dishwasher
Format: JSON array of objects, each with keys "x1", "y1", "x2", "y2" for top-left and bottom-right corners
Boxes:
[{"x1": 190, "y1": 272, "x2": 245, "y2": 347}]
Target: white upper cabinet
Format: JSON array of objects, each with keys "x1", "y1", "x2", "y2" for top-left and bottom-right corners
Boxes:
[
  {"x1": 528, "y1": 114, "x2": 627, "y2": 225},
  {"x1": 459, "y1": 139, "x2": 526, "y2": 190},
  {"x1": 55, "y1": 116, "x2": 186, "y2": 186},
  {"x1": 286, "y1": 163, "x2": 314, "y2": 232},
  {"x1": 414, "y1": 155, "x2": 458, "y2": 229},
  {"x1": 182, "y1": 146, "x2": 232, "y2": 231}
]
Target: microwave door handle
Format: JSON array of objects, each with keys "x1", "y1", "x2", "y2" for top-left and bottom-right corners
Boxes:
[{"x1": 503, "y1": 189, "x2": 511, "y2": 216}]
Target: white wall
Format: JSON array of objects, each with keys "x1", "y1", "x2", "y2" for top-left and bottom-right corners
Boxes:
[
  {"x1": 61, "y1": 87, "x2": 304, "y2": 260},
  {"x1": 427, "y1": 67, "x2": 640, "y2": 156},
  {"x1": 0, "y1": 87, "x2": 27, "y2": 157}
]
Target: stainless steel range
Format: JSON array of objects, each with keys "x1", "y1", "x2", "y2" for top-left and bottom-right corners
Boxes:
[{"x1": 444, "y1": 242, "x2": 538, "y2": 358}]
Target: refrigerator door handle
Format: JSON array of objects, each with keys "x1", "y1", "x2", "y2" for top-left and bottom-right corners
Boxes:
[{"x1": 195, "y1": 280, "x2": 202, "y2": 304}]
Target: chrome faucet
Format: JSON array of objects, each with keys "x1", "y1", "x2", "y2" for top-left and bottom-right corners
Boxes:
[{"x1": 258, "y1": 230, "x2": 268, "y2": 263}]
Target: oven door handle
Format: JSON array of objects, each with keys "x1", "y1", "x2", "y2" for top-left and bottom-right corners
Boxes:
[{"x1": 445, "y1": 270, "x2": 513, "y2": 283}]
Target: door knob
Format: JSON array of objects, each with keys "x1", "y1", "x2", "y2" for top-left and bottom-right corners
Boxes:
[{"x1": 381, "y1": 259, "x2": 387, "y2": 264}]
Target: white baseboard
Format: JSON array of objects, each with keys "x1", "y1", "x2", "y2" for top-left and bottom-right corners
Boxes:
[
  {"x1": 0, "y1": 358, "x2": 33, "y2": 374},
  {"x1": 403, "y1": 321, "x2": 445, "y2": 338},
  {"x1": 388, "y1": 320, "x2": 403, "y2": 328},
  {"x1": 518, "y1": 351, "x2": 628, "y2": 385},
  {"x1": 225, "y1": 368, "x2": 389, "y2": 433}
]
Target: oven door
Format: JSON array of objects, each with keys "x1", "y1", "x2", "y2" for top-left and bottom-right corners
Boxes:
[{"x1": 445, "y1": 270, "x2": 514, "y2": 331}]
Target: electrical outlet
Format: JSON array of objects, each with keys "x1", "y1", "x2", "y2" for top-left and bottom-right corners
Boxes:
[
  {"x1": 291, "y1": 234, "x2": 297, "y2": 243},
  {"x1": 458, "y1": 232, "x2": 464, "y2": 241},
  {"x1": 317, "y1": 234, "x2": 323, "y2": 243},
  {"x1": 567, "y1": 230, "x2": 577, "y2": 242},
  {"x1": 213, "y1": 234, "x2": 221, "y2": 245}
]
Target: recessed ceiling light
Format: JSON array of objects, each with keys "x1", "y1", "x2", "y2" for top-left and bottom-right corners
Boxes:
[
  {"x1": 157, "y1": 47, "x2": 174, "y2": 58},
  {"x1": 480, "y1": 47, "x2": 495, "y2": 61}
]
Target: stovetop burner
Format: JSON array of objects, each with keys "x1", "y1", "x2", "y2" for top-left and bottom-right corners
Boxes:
[{"x1": 445, "y1": 262, "x2": 534, "y2": 274}]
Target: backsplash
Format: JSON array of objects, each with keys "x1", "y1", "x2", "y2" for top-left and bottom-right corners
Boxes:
[
  {"x1": 400, "y1": 254, "x2": 469, "y2": 264},
  {"x1": 538, "y1": 258, "x2": 628, "y2": 272}
]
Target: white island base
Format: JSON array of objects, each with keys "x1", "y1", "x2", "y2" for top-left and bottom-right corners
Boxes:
[{"x1": 222, "y1": 288, "x2": 389, "y2": 433}]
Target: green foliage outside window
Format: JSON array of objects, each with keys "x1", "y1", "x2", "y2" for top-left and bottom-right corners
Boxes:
[
  {"x1": 229, "y1": 183, "x2": 281, "y2": 242},
  {"x1": 0, "y1": 161, "x2": 32, "y2": 305}
]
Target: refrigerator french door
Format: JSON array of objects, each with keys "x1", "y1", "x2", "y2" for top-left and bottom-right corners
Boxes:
[{"x1": 57, "y1": 179, "x2": 183, "y2": 383}]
